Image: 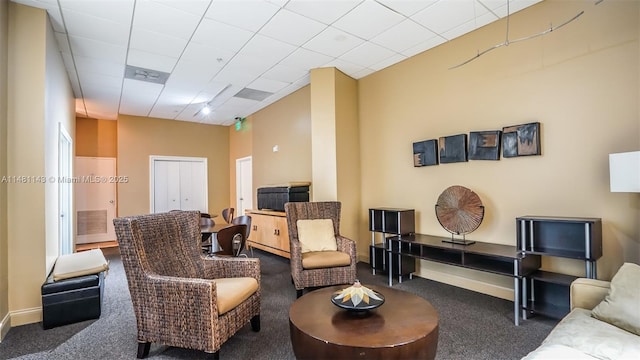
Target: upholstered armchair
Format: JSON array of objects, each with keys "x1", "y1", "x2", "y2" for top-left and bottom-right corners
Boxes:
[
  {"x1": 285, "y1": 201, "x2": 357, "y2": 298},
  {"x1": 114, "y1": 210, "x2": 260, "y2": 359}
]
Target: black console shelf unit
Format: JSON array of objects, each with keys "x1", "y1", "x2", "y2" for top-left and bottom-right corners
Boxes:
[
  {"x1": 386, "y1": 233, "x2": 541, "y2": 325},
  {"x1": 517, "y1": 216, "x2": 602, "y2": 321},
  {"x1": 369, "y1": 208, "x2": 415, "y2": 277}
]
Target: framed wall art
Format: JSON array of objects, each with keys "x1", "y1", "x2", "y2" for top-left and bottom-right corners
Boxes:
[
  {"x1": 469, "y1": 130, "x2": 501, "y2": 160},
  {"x1": 413, "y1": 139, "x2": 438, "y2": 167},
  {"x1": 502, "y1": 122, "x2": 541, "y2": 158},
  {"x1": 439, "y1": 134, "x2": 467, "y2": 164}
]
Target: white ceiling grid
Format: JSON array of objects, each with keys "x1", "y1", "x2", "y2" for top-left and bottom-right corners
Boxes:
[{"x1": 11, "y1": 0, "x2": 542, "y2": 126}]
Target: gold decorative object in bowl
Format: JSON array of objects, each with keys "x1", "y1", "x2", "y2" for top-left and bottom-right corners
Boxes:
[{"x1": 331, "y1": 280, "x2": 385, "y2": 313}]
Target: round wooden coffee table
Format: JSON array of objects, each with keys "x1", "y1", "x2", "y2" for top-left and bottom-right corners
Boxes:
[{"x1": 289, "y1": 285, "x2": 439, "y2": 359}]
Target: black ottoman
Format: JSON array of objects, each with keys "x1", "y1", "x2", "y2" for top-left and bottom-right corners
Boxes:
[{"x1": 41, "y1": 271, "x2": 104, "y2": 329}]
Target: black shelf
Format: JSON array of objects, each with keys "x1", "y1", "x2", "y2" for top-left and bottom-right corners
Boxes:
[
  {"x1": 517, "y1": 216, "x2": 602, "y2": 322},
  {"x1": 369, "y1": 208, "x2": 416, "y2": 278}
]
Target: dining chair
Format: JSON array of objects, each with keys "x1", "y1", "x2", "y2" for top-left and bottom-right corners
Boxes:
[
  {"x1": 231, "y1": 215, "x2": 252, "y2": 255},
  {"x1": 200, "y1": 214, "x2": 215, "y2": 253},
  {"x1": 221, "y1": 208, "x2": 235, "y2": 223},
  {"x1": 214, "y1": 224, "x2": 248, "y2": 257}
]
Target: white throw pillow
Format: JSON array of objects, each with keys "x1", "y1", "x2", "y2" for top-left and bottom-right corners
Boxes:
[
  {"x1": 591, "y1": 262, "x2": 640, "y2": 336},
  {"x1": 296, "y1": 219, "x2": 337, "y2": 253}
]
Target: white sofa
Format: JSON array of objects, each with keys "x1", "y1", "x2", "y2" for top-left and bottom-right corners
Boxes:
[{"x1": 523, "y1": 263, "x2": 640, "y2": 360}]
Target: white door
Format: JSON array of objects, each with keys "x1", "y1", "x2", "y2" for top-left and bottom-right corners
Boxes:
[
  {"x1": 75, "y1": 157, "x2": 117, "y2": 244},
  {"x1": 236, "y1": 156, "x2": 253, "y2": 215},
  {"x1": 150, "y1": 156, "x2": 208, "y2": 213},
  {"x1": 58, "y1": 124, "x2": 73, "y2": 255}
]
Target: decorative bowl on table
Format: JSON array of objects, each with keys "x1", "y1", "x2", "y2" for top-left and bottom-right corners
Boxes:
[{"x1": 331, "y1": 280, "x2": 385, "y2": 313}]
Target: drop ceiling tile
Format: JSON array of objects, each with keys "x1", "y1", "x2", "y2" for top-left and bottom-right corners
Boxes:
[
  {"x1": 68, "y1": 35, "x2": 127, "y2": 64},
  {"x1": 151, "y1": 0, "x2": 212, "y2": 16},
  {"x1": 191, "y1": 18, "x2": 254, "y2": 53},
  {"x1": 212, "y1": 69, "x2": 256, "y2": 91},
  {"x1": 279, "y1": 47, "x2": 334, "y2": 71},
  {"x1": 442, "y1": 18, "x2": 484, "y2": 41},
  {"x1": 223, "y1": 55, "x2": 277, "y2": 79},
  {"x1": 369, "y1": 53, "x2": 407, "y2": 71},
  {"x1": 62, "y1": 8, "x2": 130, "y2": 46},
  {"x1": 133, "y1": 0, "x2": 201, "y2": 40},
  {"x1": 259, "y1": 9, "x2": 326, "y2": 46},
  {"x1": 302, "y1": 26, "x2": 364, "y2": 58},
  {"x1": 74, "y1": 55, "x2": 124, "y2": 78},
  {"x1": 248, "y1": 77, "x2": 290, "y2": 93},
  {"x1": 351, "y1": 67, "x2": 375, "y2": 78},
  {"x1": 339, "y1": 41, "x2": 396, "y2": 68},
  {"x1": 130, "y1": 28, "x2": 189, "y2": 58},
  {"x1": 224, "y1": 96, "x2": 261, "y2": 109},
  {"x1": 59, "y1": 0, "x2": 134, "y2": 25},
  {"x1": 79, "y1": 73, "x2": 122, "y2": 92},
  {"x1": 149, "y1": 104, "x2": 188, "y2": 120},
  {"x1": 127, "y1": 49, "x2": 178, "y2": 73},
  {"x1": 376, "y1": 0, "x2": 436, "y2": 17},
  {"x1": 167, "y1": 59, "x2": 222, "y2": 90},
  {"x1": 412, "y1": 0, "x2": 487, "y2": 34},
  {"x1": 284, "y1": 0, "x2": 361, "y2": 25},
  {"x1": 371, "y1": 19, "x2": 437, "y2": 53},
  {"x1": 400, "y1": 36, "x2": 446, "y2": 58},
  {"x1": 181, "y1": 42, "x2": 234, "y2": 64},
  {"x1": 204, "y1": 0, "x2": 280, "y2": 32},
  {"x1": 119, "y1": 78, "x2": 164, "y2": 116},
  {"x1": 237, "y1": 34, "x2": 297, "y2": 63},
  {"x1": 266, "y1": 0, "x2": 288, "y2": 8},
  {"x1": 262, "y1": 64, "x2": 308, "y2": 83},
  {"x1": 479, "y1": 0, "x2": 542, "y2": 17},
  {"x1": 54, "y1": 32, "x2": 71, "y2": 54},
  {"x1": 322, "y1": 58, "x2": 365, "y2": 78},
  {"x1": 46, "y1": 6, "x2": 66, "y2": 33},
  {"x1": 332, "y1": 1, "x2": 404, "y2": 39}
]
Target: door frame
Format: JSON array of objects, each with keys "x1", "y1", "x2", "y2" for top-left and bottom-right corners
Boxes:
[
  {"x1": 58, "y1": 123, "x2": 73, "y2": 255},
  {"x1": 149, "y1": 155, "x2": 208, "y2": 213}
]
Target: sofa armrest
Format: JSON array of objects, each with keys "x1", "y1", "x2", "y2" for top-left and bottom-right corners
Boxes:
[{"x1": 570, "y1": 278, "x2": 611, "y2": 311}]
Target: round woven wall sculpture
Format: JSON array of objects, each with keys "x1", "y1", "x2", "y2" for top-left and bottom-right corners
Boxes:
[{"x1": 435, "y1": 185, "x2": 484, "y2": 235}]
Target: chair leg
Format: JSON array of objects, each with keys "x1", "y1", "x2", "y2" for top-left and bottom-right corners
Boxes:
[
  {"x1": 137, "y1": 342, "x2": 151, "y2": 359},
  {"x1": 251, "y1": 315, "x2": 260, "y2": 332},
  {"x1": 206, "y1": 351, "x2": 220, "y2": 360},
  {"x1": 296, "y1": 289, "x2": 303, "y2": 298}
]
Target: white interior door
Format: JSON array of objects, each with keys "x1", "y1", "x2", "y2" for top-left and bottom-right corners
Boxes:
[
  {"x1": 150, "y1": 156, "x2": 208, "y2": 213},
  {"x1": 75, "y1": 157, "x2": 117, "y2": 244},
  {"x1": 236, "y1": 156, "x2": 253, "y2": 215}
]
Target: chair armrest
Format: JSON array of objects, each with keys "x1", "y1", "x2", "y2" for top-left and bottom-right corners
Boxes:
[
  {"x1": 202, "y1": 256, "x2": 261, "y2": 282},
  {"x1": 336, "y1": 236, "x2": 356, "y2": 258},
  {"x1": 570, "y1": 278, "x2": 611, "y2": 311},
  {"x1": 144, "y1": 273, "x2": 218, "y2": 318}
]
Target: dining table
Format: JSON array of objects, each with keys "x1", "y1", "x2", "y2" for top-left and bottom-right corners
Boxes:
[{"x1": 200, "y1": 223, "x2": 231, "y2": 253}]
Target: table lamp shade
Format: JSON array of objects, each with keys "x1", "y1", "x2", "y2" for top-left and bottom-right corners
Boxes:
[{"x1": 609, "y1": 151, "x2": 640, "y2": 192}]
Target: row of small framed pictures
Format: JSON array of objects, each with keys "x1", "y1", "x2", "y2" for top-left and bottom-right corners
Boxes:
[{"x1": 413, "y1": 122, "x2": 541, "y2": 167}]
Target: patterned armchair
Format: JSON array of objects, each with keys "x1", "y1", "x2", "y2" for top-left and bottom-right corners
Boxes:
[
  {"x1": 114, "y1": 211, "x2": 260, "y2": 359},
  {"x1": 285, "y1": 201, "x2": 357, "y2": 298}
]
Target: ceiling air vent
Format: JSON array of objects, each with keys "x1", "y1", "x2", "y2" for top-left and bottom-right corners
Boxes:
[
  {"x1": 234, "y1": 88, "x2": 273, "y2": 101},
  {"x1": 124, "y1": 65, "x2": 170, "y2": 85}
]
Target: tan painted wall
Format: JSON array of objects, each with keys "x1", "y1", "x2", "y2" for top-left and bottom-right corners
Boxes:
[
  {"x1": 358, "y1": 0, "x2": 640, "y2": 298},
  {"x1": 334, "y1": 70, "x2": 361, "y2": 243},
  {"x1": 0, "y1": 0, "x2": 9, "y2": 340},
  {"x1": 76, "y1": 118, "x2": 117, "y2": 157},
  {"x1": 6, "y1": 3, "x2": 74, "y2": 326},
  {"x1": 117, "y1": 115, "x2": 229, "y2": 217},
  {"x1": 251, "y1": 86, "x2": 312, "y2": 205},
  {"x1": 310, "y1": 68, "x2": 338, "y2": 200},
  {"x1": 228, "y1": 116, "x2": 253, "y2": 208}
]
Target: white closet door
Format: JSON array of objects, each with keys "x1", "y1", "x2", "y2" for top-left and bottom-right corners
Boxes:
[
  {"x1": 179, "y1": 160, "x2": 206, "y2": 211},
  {"x1": 150, "y1": 156, "x2": 208, "y2": 213}
]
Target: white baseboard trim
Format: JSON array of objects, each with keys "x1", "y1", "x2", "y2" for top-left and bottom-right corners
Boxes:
[{"x1": 0, "y1": 312, "x2": 10, "y2": 342}]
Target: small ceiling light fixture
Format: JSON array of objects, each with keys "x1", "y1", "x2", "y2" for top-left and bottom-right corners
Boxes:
[
  {"x1": 193, "y1": 84, "x2": 232, "y2": 117},
  {"x1": 201, "y1": 106, "x2": 211, "y2": 115}
]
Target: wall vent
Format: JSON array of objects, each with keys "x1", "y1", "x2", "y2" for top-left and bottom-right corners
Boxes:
[{"x1": 124, "y1": 65, "x2": 170, "y2": 85}]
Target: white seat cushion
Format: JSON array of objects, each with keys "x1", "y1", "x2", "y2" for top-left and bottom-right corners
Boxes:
[{"x1": 52, "y1": 249, "x2": 109, "y2": 281}]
